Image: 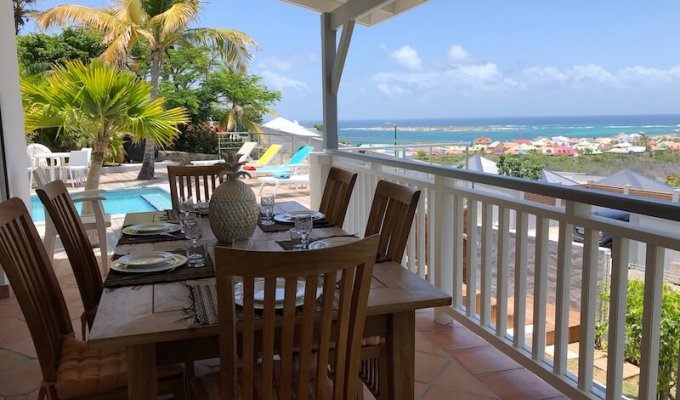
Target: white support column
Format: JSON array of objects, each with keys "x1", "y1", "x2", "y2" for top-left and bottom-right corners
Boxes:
[
  {"x1": 0, "y1": 4, "x2": 29, "y2": 203},
  {"x1": 321, "y1": 13, "x2": 339, "y2": 150},
  {"x1": 0, "y1": 3, "x2": 30, "y2": 297},
  {"x1": 309, "y1": 152, "x2": 332, "y2": 210}
]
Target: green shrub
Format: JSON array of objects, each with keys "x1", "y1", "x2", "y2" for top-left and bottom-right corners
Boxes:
[
  {"x1": 173, "y1": 124, "x2": 218, "y2": 154},
  {"x1": 596, "y1": 279, "x2": 680, "y2": 398}
]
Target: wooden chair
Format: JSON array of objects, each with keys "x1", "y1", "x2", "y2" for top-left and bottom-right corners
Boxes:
[
  {"x1": 192, "y1": 235, "x2": 380, "y2": 399},
  {"x1": 34, "y1": 169, "x2": 111, "y2": 272},
  {"x1": 167, "y1": 165, "x2": 225, "y2": 211},
  {"x1": 0, "y1": 197, "x2": 185, "y2": 400},
  {"x1": 318, "y1": 167, "x2": 358, "y2": 227},
  {"x1": 365, "y1": 180, "x2": 421, "y2": 264},
  {"x1": 361, "y1": 180, "x2": 420, "y2": 399},
  {"x1": 36, "y1": 180, "x2": 105, "y2": 341}
]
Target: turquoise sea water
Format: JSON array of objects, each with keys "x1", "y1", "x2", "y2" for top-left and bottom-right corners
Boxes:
[
  {"x1": 305, "y1": 114, "x2": 680, "y2": 145},
  {"x1": 31, "y1": 187, "x2": 172, "y2": 222}
]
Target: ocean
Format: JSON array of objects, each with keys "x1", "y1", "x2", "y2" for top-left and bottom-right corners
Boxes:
[{"x1": 306, "y1": 114, "x2": 680, "y2": 145}]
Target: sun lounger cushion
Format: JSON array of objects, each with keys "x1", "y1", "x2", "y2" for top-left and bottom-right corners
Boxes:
[{"x1": 273, "y1": 171, "x2": 291, "y2": 179}]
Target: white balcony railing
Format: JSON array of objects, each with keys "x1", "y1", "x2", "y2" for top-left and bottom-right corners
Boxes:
[{"x1": 308, "y1": 150, "x2": 680, "y2": 400}]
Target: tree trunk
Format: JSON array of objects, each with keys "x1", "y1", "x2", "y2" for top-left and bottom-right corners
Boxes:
[
  {"x1": 136, "y1": 51, "x2": 162, "y2": 180},
  {"x1": 85, "y1": 137, "x2": 108, "y2": 191}
]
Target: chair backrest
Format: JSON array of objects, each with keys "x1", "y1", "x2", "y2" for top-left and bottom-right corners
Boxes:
[
  {"x1": 167, "y1": 165, "x2": 226, "y2": 211},
  {"x1": 236, "y1": 142, "x2": 258, "y2": 163},
  {"x1": 214, "y1": 235, "x2": 379, "y2": 400},
  {"x1": 36, "y1": 180, "x2": 102, "y2": 330},
  {"x1": 0, "y1": 198, "x2": 73, "y2": 382},
  {"x1": 286, "y1": 146, "x2": 314, "y2": 166},
  {"x1": 319, "y1": 167, "x2": 358, "y2": 227},
  {"x1": 68, "y1": 150, "x2": 89, "y2": 167},
  {"x1": 33, "y1": 167, "x2": 50, "y2": 187},
  {"x1": 27, "y1": 143, "x2": 51, "y2": 156},
  {"x1": 81, "y1": 147, "x2": 92, "y2": 164},
  {"x1": 27, "y1": 143, "x2": 51, "y2": 168},
  {"x1": 365, "y1": 180, "x2": 421, "y2": 263},
  {"x1": 254, "y1": 144, "x2": 282, "y2": 166}
]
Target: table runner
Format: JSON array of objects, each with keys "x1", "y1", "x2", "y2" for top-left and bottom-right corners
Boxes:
[{"x1": 104, "y1": 247, "x2": 214, "y2": 288}]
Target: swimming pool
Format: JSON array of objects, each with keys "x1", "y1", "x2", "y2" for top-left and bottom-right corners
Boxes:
[{"x1": 31, "y1": 187, "x2": 173, "y2": 222}]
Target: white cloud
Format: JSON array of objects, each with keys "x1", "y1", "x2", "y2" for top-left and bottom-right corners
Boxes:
[
  {"x1": 522, "y1": 66, "x2": 568, "y2": 83},
  {"x1": 257, "y1": 56, "x2": 296, "y2": 71},
  {"x1": 390, "y1": 45, "x2": 422, "y2": 70},
  {"x1": 448, "y1": 45, "x2": 469, "y2": 62},
  {"x1": 259, "y1": 70, "x2": 308, "y2": 92}
]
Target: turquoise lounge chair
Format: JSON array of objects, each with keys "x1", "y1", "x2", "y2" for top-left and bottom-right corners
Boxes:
[{"x1": 250, "y1": 146, "x2": 314, "y2": 176}]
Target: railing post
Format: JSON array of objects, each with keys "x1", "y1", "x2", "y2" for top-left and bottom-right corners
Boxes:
[
  {"x1": 434, "y1": 175, "x2": 454, "y2": 325},
  {"x1": 309, "y1": 152, "x2": 332, "y2": 210}
]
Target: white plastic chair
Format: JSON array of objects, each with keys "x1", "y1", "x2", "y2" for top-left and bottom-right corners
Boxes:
[
  {"x1": 236, "y1": 141, "x2": 257, "y2": 162},
  {"x1": 33, "y1": 169, "x2": 111, "y2": 272},
  {"x1": 67, "y1": 150, "x2": 89, "y2": 187},
  {"x1": 27, "y1": 143, "x2": 61, "y2": 179}
]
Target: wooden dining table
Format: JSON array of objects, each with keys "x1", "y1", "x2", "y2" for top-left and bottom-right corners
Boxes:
[{"x1": 88, "y1": 201, "x2": 452, "y2": 400}]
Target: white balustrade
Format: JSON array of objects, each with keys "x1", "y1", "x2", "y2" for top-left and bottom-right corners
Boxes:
[{"x1": 310, "y1": 149, "x2": 680, "y2": 400}]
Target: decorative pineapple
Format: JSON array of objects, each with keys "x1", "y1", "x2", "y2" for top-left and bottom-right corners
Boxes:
[{"x1": 208, "y1": 152, "x2": 260, "y2": 243}]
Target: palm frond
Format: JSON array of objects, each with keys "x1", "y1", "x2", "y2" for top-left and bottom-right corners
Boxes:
[
  {"x1": 150, "y1": 2, "x2": 199, "y2": 42},
  {"x1": 184, "y1": 28, "x2": 259, "y2": 72},
  {"x1": 36, "y1": 5, "x2": 121, "y2": 34},
  {"x1": 119, "y1": 0, "x2": 147, "y2": 26}
]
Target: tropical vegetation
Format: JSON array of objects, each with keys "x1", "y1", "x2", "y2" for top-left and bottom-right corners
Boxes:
[
  {"x1": 21, "y1": 60, "x2": 188, "y2": 190},
  {"x1": 36, "y1": 0, "x2": 259, "y2": 180},
  {"x1": 596, "y1": 279, "x2": 680, "y2": 399}
]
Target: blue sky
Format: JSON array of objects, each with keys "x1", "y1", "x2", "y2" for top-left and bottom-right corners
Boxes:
[{"x1": 29, "y1": 1, "x2": 680, "y2": 121}]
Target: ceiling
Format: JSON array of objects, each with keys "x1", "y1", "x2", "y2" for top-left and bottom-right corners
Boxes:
[{"x1": 280, "y1": 0, "x2": 430, "y2": 27}]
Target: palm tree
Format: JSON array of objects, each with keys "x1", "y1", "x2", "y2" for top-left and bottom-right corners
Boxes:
[
  {"x1": 36, "y1": 0, "x2": 258, "y2": 180},
  {"x1": 21, "y1": 60, "x2": 188, "y2": 190},
  {"x1": 13, "y1": 0, "x2": 38, "y2": 34}
]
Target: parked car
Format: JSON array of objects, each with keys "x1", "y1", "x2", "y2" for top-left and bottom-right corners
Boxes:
[{"x1": 573, "y1": 209, "x2": 630, "y2": 249}]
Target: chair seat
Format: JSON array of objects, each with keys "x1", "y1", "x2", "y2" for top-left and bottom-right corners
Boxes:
[
  {"x1": 191, "y1": 360, "x2": 333, "y2": 399},
  {"x1": 55, "y1": 335, "x2": 182, "y2": 399}
]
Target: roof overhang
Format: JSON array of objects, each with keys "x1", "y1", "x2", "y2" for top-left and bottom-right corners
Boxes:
[{"x1": 281, "y1": 0, "x2": 430, "y2": 28}]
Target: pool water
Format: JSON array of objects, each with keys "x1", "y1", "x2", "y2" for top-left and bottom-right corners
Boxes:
[{"x1": 31, "y1": 187, "x2": 172, "y2": 222}]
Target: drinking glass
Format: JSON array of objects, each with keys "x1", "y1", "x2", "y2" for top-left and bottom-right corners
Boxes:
[
  {"x1": 184, "y1": 213, "x2": 204, "y2": 267},
  {"x1": 260, "y1": 194, "x2": 275, "y2": 226},
  {"x1": 289, "y1": 228, "x2": 302, "y2": 250},
  {"x1": 294, "y1": 215, "x2": 313, "y2": 249},
  {"x1": 179, "y1": 196, "x2": 195, "y2": 233}
]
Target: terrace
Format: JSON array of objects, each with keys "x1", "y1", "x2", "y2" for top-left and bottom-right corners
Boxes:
[
  {"x1": 1, "y1": 0, "x2": 680, "y2": 399},
  {"x1": 0, "y1": 169, "x2": 568, "y2": 400}
]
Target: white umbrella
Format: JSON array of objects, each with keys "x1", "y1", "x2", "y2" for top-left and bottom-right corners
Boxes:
[{"x1": 260, "y1": 117, "x2": 320, "y2": 138}]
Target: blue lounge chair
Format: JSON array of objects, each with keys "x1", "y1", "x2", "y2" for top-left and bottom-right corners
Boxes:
[{"x1": 249, "y1": 146, "x2": 314, "y2": 176}]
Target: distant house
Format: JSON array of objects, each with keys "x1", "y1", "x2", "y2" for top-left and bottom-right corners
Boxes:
[
  {"x1": 474, "y1": 136, "x2": 492, "y2": 145},
  {"x1": 546, "y1": 145, "x2": 575, "y2": 156}
]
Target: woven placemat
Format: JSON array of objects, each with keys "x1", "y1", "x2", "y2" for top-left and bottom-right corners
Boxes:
[
  {"x1": 276, "y1": 235, "x2": 357, "y2": 251},
  {"x1": 185, "y1": 281, "x2": 338, "y2": 327},
  {"x1": 117, "y1": 228, "x2": 186, "y2": 246},
  {"x1": 104, "y1": 247, "x2": 214, "y2": 288},
  {"x1": 258, "y1": 216, "x2": 335, "y2": 233}
]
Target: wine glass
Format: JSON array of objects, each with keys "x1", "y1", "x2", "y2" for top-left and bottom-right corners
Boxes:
[
  {"x1": 260, "y1": 194, "x2": 275, "y2": 226},
  {"x1": 184, "y1": 213, "x2": 204, "y2": 267},
  {"x1": 294, "y1": 214, "x2": 313, "y2": 249},
  {"x1": 179, "y1": 196, "x2": 194, "y2": 233}
]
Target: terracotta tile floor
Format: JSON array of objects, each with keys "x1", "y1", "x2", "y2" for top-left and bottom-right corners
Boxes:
[{"x1": 0, "y1": 168, "x2": 565, "y2": 399}]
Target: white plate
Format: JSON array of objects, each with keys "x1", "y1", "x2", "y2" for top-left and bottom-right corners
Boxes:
[
  {"x1": 234, "y1": 278, "x2": 323, "y2": 309},
  {"x1": 117, "y1": 251, "x2": 175, "y2": 268},
  {"x1": 308, "y1": 236, "x2": 358, "y2": 250},
  {"x1": 122, "y1": 222, "x2": 181, "y2": 236},
  {"x1": 273, "y1": 211, "x2": 325, "y2": 224},
  {"x1": 110, "y1": 254, "x2": 188, "y2": 274}
]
